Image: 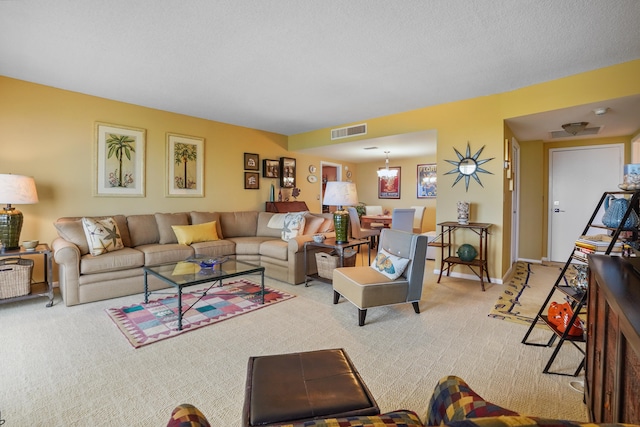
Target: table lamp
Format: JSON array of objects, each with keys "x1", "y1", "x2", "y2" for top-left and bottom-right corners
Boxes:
[
  {"x1": 0, "y1": 174, "x2": 39, "y2": 250},
  {"x1": 323, "y1": 181, "x2": 358, "y2": 244}
]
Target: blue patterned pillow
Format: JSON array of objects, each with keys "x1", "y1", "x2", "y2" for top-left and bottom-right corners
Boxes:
[{"x1": 370, "y1": 248, "x2": 409, "y2": 280}]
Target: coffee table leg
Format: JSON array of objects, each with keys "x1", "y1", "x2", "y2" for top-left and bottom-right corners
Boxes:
[
  {"x1": 144, "y1": 271, "x2": 149, "y2": 303},
  {"x1": 177, "y1": 287, "x2": 183, "y2": 331}
]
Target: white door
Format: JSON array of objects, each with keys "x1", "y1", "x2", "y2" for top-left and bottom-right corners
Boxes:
[{"x1": 548, "y1": 144, "x2": 624, "y2": 262}]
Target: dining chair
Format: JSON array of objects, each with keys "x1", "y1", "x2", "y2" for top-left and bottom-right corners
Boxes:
[
  {"x1": 347, "y1": 207, "x2": 380, "y2": 249},
  {"x1": 410, "y1": 206, "x2": 426, "y2": 233},
  {"x1": 391, "y1": 208, "x2": 415, "y2": 233},
  {"x1": 365, "y1": 205, "x2": 385, "y2": 229}
]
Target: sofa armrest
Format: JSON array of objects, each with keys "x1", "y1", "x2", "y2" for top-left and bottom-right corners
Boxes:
[
  {"x1": 426, "y1": 376, "x2": 518, "y2": 425},
  {"x1": 52, "y1": 237, "x2": 82, "y2": 306}
]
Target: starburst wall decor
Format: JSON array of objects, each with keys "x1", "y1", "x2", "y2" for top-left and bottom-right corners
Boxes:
[{"x1": 444, "y1": 142, "x2": 494, "y2": 191}]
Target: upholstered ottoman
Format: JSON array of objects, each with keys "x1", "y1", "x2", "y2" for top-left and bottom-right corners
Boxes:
[{"x1": 242, "y1": 348, "x2": 379, "y2": 426}]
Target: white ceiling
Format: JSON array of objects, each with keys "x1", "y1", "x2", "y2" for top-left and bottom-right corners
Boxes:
[{"x1": 2, "y1": 1, "x2": 640, "y2": 162}]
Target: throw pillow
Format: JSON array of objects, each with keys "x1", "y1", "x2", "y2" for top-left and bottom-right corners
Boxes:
[
  {"x1": 370, "y1": 248, "x2": 410, "y2": 280},
  {"x1": 318, "y1": 217, "x2": 335, "y2": 232},
  {"x1": 281, "y1": 212, "x2": 307, "y2": 241},
  {"x1": 155, "y1": 212, "x2": 189, "y2": 244},
  {"x1": 303, "y1": 214, "x2": 325, "y2": 235},
  {"x1": 171, "y1": 221, "x2": 219, "y2": 245},
  {"x1": 81, "y1": 217, "x2": 124, "y2": 256}
]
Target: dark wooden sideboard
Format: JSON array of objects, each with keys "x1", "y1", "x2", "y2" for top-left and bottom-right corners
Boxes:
[
  {"x1": 586, "y1": 255, "x2": 640, "y2": 423},
  {"x1": 265, "y1": 201, "x2": 309, "y2": 213}
]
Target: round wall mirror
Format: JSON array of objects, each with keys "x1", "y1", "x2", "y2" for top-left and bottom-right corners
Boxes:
[{"x1": 458, "y1": 158, "x2": 477, "y2": 175}]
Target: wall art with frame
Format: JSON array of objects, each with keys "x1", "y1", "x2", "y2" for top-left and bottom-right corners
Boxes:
[
  {"x1": 279, "y1": 157, "x2": 296, "y2": 188},
  {"x1": 94, "y1": 122, "x2": 146, "y2": 197},
  {"x1": 245, "y1": 172, "x2": 260, "y2": 189},
  {"x1": 244, "y1": 153, "x2": 259, "y2": 171},
  {"x1": 378, "y1": 167, "x2": 401, "y2": 199},
  {"x1": 262, "y1": 159, "x2": 279, "y2": 178},
  {"x1": 166, "y1": 133, "x2": 205, "y2": 197},
  {"x1": 417, "y1": 163, "x2": 437, "y2": 198}
]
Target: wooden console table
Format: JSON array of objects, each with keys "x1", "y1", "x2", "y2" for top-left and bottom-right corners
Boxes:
[
  {"x1": 435, "y1": 221, "x2": 491, "y2": 291},
  {"x1": 265, "y1": 201, "x2": 308, "y2": 213}
]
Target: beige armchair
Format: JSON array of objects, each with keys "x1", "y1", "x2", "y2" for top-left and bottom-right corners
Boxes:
[{"x1": 332, "y1": 228, "x2": 428, "y2": 326}]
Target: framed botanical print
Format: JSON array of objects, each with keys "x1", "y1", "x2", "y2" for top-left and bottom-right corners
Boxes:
[
  {"x1": 263, "y1": 159, "x2": 279, "y2": 178},
  {"x1": 378, "y1": 167, "x2": 401, "y2": 199},
  {"x1": 244, "y1": 153, "x2": 259, "y2": 171},
  {"x1": 417, "y1": 163, "x2": 437, "y2": 198},
  {"x1": 245, "y1": 172, "x2": 259, "y2": 189},
  {"x1": 166, "y1": 133, "x2": 205, "y2": 197},
  {"x1": 94, "y1": 122, "x2": 146, "y2": 197},
  {"x1": 279, "y1": 157, "x2": 296, "y2": 188}
]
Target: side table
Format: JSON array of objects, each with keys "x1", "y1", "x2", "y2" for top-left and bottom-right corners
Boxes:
[
  {"x1": 436, "y1": 221, "x2": 492, "y2": 291},
  {"x1": 0, "y1": 243, "x2": 54, "y2": 307},
  {"x1": 304, "y1": 238, "x2": 371, "y2": 286}
]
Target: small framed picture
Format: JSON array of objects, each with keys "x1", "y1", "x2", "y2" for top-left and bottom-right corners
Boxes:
[
  {"x1": 279, "y1": 157, "x2": 296, "y2": 188},
  {"x1": 378, "y1": 167, "x2": 401, "y2": 199},
  {"x1": 245, "y1": 172, "x2": 259, "y2": 189},
  {"x1": 244, "y1": 153, "x2": 259, "y2": 170},
  {"x1": 263, "y1": 159, "x2": 279, "y2": 178},
  {"x1": 417, "y1": 163, "x2": 437, "y2": 198}
]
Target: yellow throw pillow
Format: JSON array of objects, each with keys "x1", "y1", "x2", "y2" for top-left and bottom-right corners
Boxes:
[{"x1": 171, "y1": 221, "x2": 219, "y2": 245}]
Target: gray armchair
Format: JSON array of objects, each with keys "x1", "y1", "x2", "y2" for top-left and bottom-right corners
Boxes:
[{"x1": 332, "y1": 228, "x2": 427, "y2": 326}]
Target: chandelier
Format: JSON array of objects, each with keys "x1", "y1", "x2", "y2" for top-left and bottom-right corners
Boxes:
[
  {"x1": 377, "y1": 151, "x2": 398, "y2": 178},
  {"x1": 561, "y1": 122, "x2": 589, "y2": 136}
]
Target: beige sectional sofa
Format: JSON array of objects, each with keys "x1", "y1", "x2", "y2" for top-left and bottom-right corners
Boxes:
[{"x1": 52, "y1": 210, "x2": 334, "y2": 306}]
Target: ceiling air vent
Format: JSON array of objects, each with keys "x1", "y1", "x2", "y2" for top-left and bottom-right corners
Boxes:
[
  {"x1": 331, "y1": 123, "x2": 367, "y2": 140},
  {"x1": 549, "y1": 126, "x2": 603, "y2": 139}
]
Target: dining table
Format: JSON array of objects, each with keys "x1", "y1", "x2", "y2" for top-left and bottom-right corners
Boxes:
[{"x1": 360, "y1": 215, "x2": 392, "y2": 229}]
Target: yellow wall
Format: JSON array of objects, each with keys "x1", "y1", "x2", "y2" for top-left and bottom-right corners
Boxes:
[
  {"x1": 291, "y1": 59, "x2": 640, "y2": 279},
  {"x1": 0, "y1": 77, "x2": 358, "y2": 247}
]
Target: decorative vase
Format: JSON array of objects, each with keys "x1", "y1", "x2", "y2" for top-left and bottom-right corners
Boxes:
[
  {"x1": 457, "y1": 243, "x2": 477, "y2": 261},
  {"x1": 269, "y1": 184, "x2": 275, "y2": 202},
  {"x1": 457, "y1": 201, "x2": 470, "y2": 225}
]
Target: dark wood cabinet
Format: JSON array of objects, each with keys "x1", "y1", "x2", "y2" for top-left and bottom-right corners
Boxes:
[
  {"x1": 586, "y1": 255, "x2": 640, "y2": 423},
  {"x1": 265, "y1": 201, "x2": 308, "y2": 213}
]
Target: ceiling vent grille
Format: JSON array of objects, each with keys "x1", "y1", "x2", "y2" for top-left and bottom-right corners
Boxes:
[
  {"x1": 331, "y1": 123, "x2": 367, "y2": 140},
  {"x1": 549, "y1": 126, "x2": 603, "y2": 139}
]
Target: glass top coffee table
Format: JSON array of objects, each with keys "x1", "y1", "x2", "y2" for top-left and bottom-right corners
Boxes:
[{"x1": 143, "y1": 256, "x2": 265, "y2": 330}]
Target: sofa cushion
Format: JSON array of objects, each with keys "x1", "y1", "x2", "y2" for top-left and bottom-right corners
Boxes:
[
  {"x1": 127, "y1": 214, "x2": 160, "y2": 246},
  {"x1": 257, "y1": 212, "x2": 284, "y2": 238},
  {"x1": 82, "y1": 217, "x2": 125, "y2": 256},
  {"x1": 303, "y1": 214, "x2": 325, "y2": 235},
  {"x1": 55, "y1": 215, "x2": 131, "y2": 255},
  {"x1": 318, "y1": 217, "x2": 335, "y2": 232},
  {"x1": 229, "y1": 236, "x2": 277, "y2": 255},
  {"x1": 259, "y1": 239, "x2": 288, "y2": 261},
  {"x1": 136, "y1": 243, "x2": 194, "y2": 266},
  {"x1": 172, "y1": 221, "x2": 219, "y2": 245},
  {"x1": 282, "y1": 212, "x2": 307, "y2": 241},
  {"x1": 220, "y1": 211, "x2": 258, "y2": 237},
  {"x1": 155, "y1": 212, "x2": 189, "y2": 244},
  {"x1": 80, "y1": 247, "x2": 144, "y2": 274},
  {"x1": 192, "y1": 239, "x2": 236, "y2": 257},
  {"x1": 190, "y1": 211, "x2": 224, "y2": 239},
  {"x1": 371, "y1": 248, "x2": 410, "y2": 280}
]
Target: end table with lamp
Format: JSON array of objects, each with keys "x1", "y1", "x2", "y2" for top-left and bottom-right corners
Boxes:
[{"x1": 323, "y1": 181, "x2": 359, "y2": 244}]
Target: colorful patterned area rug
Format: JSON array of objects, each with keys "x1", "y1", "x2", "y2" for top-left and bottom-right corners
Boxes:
[
  {"x1": 488, "y1": 261, "x2": 562, "y2": 327},
  {"x1": 106, "y1": 279, "x2": 295, "y2": 348}
]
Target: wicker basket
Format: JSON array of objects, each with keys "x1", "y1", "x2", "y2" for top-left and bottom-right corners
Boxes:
[
  {"x1": 315, "y1": 249, "x2": 357, "y2": 279},
  {"x1": 0, "y1": 258, "x2": 33, "y2": 299}
]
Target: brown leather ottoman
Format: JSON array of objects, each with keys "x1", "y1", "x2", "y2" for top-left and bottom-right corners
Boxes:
[{"x1": 242, "y1": 348, "x2": 379, "y2": 426}]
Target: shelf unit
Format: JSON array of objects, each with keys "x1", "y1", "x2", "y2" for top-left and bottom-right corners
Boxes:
[
  {"x1": 521, "y1": 190, "x2": 640, "y2": 376},
  {"x1": 0, "y1": 244, "x2": 54, "y2": 307}
]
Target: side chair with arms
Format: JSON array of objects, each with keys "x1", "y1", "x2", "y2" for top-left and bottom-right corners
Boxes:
[
  {"x1": 410, "y1": 206, "x2": 426, "y2": 234},
  {"x1": 347, "y1": 207, "x2": 380, "y2": 249},
  {"x1": 391, "y1": 208, "x2": 415, "y2": 233},
  {"x1": 332, "y1": 228, "x2": 428, "y2": 326}
]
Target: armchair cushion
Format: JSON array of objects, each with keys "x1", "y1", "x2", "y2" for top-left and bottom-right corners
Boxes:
[{"x1": 371, "y1": 248, "x2": 410, "y2": 280}]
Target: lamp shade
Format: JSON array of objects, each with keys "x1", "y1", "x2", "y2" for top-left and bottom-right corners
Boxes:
[
  {"x1": 0, "y1": 174, "x2": 39, "y2": 249},
  {"x1": 323, "y1": 181, "x2": 358, "y2": 207},
  {"x1": 0, "y1": 174, "x2": 39, "y2": 204}
]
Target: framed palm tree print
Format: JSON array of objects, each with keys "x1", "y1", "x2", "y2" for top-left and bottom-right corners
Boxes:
[
  {"x1": 166, "y1": 133, "x2": 205, "y2": 197},
  {"x1": 94, "y1": 122, "x2": 146, "y2": 197}
]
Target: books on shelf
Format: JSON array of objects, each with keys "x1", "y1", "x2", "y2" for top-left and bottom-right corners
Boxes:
[{"x1": 575, "y1": 234, "x2": 623, "y2": 253}]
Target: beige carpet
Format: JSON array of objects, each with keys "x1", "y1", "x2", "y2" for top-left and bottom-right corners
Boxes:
[{"x1": 0, "y1": 259, "x2": 588, "y2": 426}]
